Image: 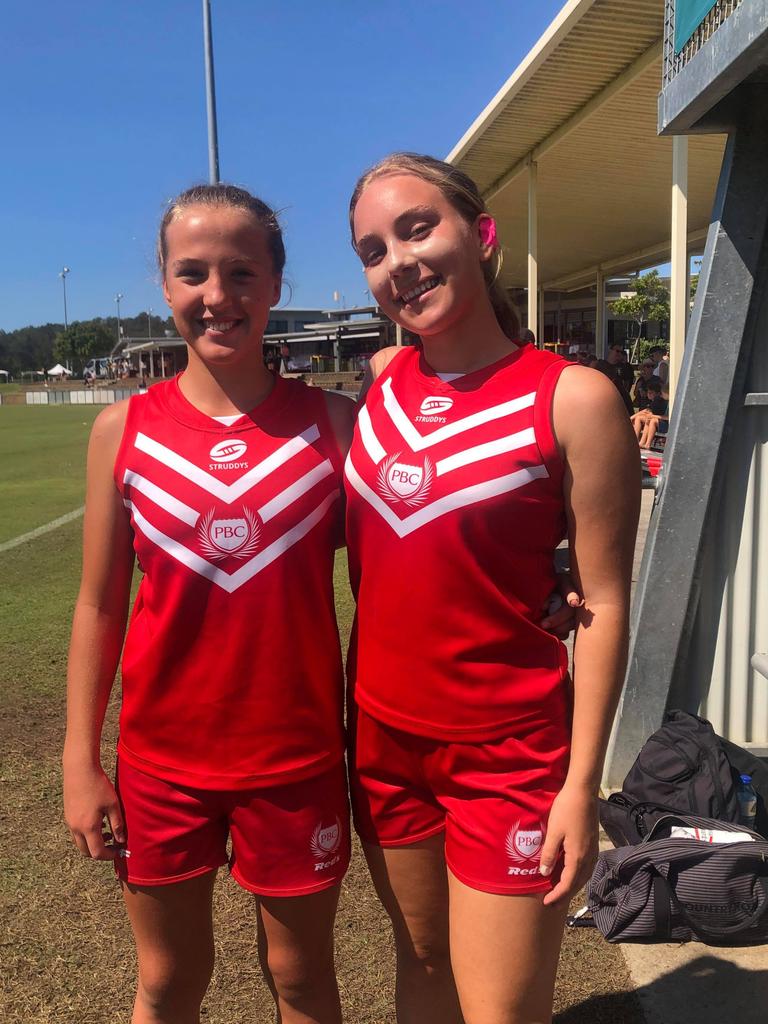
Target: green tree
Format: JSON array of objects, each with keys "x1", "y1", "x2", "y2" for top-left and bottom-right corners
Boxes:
[
  {"x1": 53, "y1": 321, "x2": 114, "y2": 372},
  {"x1": 609, "y1": 270, "x2": 670, "y2": 350}
]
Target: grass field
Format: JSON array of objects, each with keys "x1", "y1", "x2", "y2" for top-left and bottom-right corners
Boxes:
[{"x1": 0, "y1": 406, "x2": 642, "y2": 1023}]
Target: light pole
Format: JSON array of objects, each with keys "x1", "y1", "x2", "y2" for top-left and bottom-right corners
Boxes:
[
  {"x1": 59, "y1": 267, "x2": 71, "y2": 371},
  {"x1": 147, "y1": 307, "x2": 153, "y2": 339},
  {"x1": 115, "y1": 293, "x2": 124, "y2": 351},
  {"x1": 202, "y1": 0, "x2": 220, "y2": 183},
  {"x1": 59, "y1": 266, "x2": 70, "y2": 329}
]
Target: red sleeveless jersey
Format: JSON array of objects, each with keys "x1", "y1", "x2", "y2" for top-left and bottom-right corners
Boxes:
[
  {"x1": 114, "y1": 375, "x2": 345, "y2": 789},
  {"x1": 345, "y1": 344, "x2": 571, "y2": 741}
]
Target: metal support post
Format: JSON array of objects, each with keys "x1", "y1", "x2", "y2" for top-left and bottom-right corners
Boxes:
[
  {"x1": 669, "y1": 135, "x2": 688, "y2": 406},
  {"x1": 527, "y1": 159, "x2": 538, "y2": 336},
  {"x1": 595, "y1": 268, "x2": 606, "y2": 358}
]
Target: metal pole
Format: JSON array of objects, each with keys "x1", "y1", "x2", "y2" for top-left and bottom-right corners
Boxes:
[
  {"x1": 60, "y1": 267, "x2": 70, "y2": 329},
  {"x1": 202, "y1": 0, "x2": 220, "y2": 184},
  {"x1": 669, "y1": 135, "x2": 688, "y2": 407},
  {"x1": 147, "y1": 307, "x2": 152, "y2": 339},
  {"x1": 115, "y1": 293, "x2": 123, "y2": 350},
  {"x1": 527, "y1": 158, "x2": 538, "y2": 336}
]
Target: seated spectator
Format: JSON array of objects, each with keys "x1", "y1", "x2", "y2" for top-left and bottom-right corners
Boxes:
[
  {"x1": 633, "y1": 360, "x2": 655, "y2": 409},
  {"x1": 576, "y1": 349, "x2": 593, "y2": 366},
  {"x1": 591, "y1": 359, "x2": 634, "y2": 416},
  {"x1": 631, "y1": 378, "x2": 668, "y2": 448}
]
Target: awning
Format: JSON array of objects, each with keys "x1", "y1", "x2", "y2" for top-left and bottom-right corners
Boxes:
[{"x1": 447, "y1": 0, "x2": 725, "y2": 291}]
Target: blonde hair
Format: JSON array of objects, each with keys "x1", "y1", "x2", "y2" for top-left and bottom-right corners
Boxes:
[{"x1": 349, "y1": 153, "x2": 520, "y2": 340}]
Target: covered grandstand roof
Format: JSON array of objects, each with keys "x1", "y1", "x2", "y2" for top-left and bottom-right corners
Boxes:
[{"x1": 447, "y1": 0, "x2": 726, "y2": 290}]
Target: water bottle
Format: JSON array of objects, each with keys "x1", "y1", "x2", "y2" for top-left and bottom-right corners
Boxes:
[{"x1": 736, "y1": 774, "x2": 757, "y2": 830}]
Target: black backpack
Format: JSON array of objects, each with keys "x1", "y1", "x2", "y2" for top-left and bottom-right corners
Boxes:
[{"x1": 600, "y1": 710, "x2": 768, "y2": 846}]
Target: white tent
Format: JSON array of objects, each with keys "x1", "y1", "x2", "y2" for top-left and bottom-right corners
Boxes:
[{"x1": 47, "y1": 363, "x2": 72, "y2": 376}]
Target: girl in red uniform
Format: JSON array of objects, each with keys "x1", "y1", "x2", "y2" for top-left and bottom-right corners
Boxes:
[
  {"x1": 345, "y1": 154, "x2": 640, "y2": 1024},
  {"x1": 63, "y1": 185, "x2": 356, "y2": 1024}
]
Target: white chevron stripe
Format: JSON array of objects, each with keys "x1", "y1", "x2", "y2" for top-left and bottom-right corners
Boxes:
[
  {"x1": 134, "y1": 424, "x2": 320, "y2": 504},
  {"x1": 435, "y1": 427, "x2": 537, "y2": 477},
  {"x1": 258, "y1": 459, "x2": 335, "y2": 523},
  {"x1": 357, "y1": 405, "x2": 387, "y2": 465},
  {"x1": 345, "y1": 455, "x2": 548, "y2": 538},
  {"x1": 124, "y1": 489, "x2": 339, "y2": 593},
  {"x1": 123, "y1": 470, "x2": 200, "y2": 526},
  {"x1": 382, "y1": 379, "x2": 536, "y2": 451}
]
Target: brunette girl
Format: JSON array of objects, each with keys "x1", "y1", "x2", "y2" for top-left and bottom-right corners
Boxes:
[{"x1": 63, "y1": 184, "x2": 356, "y2": 1024}]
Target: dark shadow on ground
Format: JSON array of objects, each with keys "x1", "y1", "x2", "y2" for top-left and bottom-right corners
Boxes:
[{"x1": 557, "y1": 951, "x2": 768, "y2": 1024}]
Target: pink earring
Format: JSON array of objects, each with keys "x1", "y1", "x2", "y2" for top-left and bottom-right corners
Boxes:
[{"x1": 478, "y1": 215, "x2": 498, "y2": 249}]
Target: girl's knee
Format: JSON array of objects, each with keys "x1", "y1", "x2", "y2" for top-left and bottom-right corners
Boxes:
[
  {"x1": 266, "y1": 940, "x2": 335, "y2": 1001},
  {"x1": 136, "y1": 953, "x2": 213, "y2": 1018},
  {"x1": 394, "y1": 928, "x2": 451, "y2": 976}
]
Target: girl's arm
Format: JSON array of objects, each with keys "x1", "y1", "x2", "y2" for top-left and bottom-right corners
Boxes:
[
  {"x1": 62, "y1": 401, "x2": 135, "y2": 860},
  {"x1": 540, "y1": 366, "x2": 641, "y2": 905}
]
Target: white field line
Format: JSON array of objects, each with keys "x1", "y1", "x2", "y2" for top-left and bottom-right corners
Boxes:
[{"x1": 0, "y1": 506, "x2": 85, "y2": 553}]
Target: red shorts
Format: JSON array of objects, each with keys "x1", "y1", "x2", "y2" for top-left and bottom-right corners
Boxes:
[
  {"x1": 350, "y1": 707, "x2": 570, "y2": 895},
  {"x1": 114, "y1": 758, "x2": 350, "y2": 896}
]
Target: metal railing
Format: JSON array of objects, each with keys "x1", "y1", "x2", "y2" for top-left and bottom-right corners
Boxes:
[{"x1": 663, "y1": 0, "x2": 744, "y2": 86}]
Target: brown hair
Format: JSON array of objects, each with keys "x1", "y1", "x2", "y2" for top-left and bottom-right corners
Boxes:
[
  {"x1": 349, "y1": 153, "x2": 520, "y2": 340},
  {"x1": 157, "y1": 183, "x2": 286, "y2": 277}
]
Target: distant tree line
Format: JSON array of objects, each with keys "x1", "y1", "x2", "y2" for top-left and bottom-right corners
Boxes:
[{"x1": 0, "y1": 313, "x2": 175, "y2": 376}]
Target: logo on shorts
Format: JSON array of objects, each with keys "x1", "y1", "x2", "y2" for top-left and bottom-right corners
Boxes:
[
  {"x1": 376, "y1": 452, "x2": 434, "y2": 508},
  {"x1": 197, "y1": 506, "x2": 261, "y2": 561},
  {"x1": 505, "y1": 821, "x2": 544, "y2": 876},
  {"x1": 311, "y1": 817, "x2": 343, "y2": 872}
]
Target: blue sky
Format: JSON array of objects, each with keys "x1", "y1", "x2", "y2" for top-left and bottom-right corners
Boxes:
[{"x1": 1, "y1": 0, "x2": 565, "y2": 331}]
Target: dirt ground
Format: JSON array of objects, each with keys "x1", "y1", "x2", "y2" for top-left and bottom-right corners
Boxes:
[{"x1": 0, "y1": 695, "x2": 643, "y2": 1023}]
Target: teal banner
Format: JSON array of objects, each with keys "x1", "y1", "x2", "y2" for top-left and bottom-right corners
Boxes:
[{"x1": 675, "y1": 0, "x2": 718, "y2": 52}]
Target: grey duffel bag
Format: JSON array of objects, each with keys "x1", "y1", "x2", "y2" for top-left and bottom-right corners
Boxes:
[{"x1": 587, "y1": 813, "x2": 768, "y2": 944}]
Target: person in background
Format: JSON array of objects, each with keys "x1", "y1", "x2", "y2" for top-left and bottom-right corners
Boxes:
[
  {"x1": 633, "y1": 359, "x2": 655, "y2": 409},
  {"x1": 648, "y1": 345, "x2": 669, "y2": 386},
  {"x1": 606, "y1": 344, "x2": 635, "y2": 390},
  {"x1": 631, "y1": 377, "x2": 668, "y2": 448},
  {"x1": 519, "y1": 328, "x2": 536, "y2": 345},
  {"x1": 591, "y1": 359, "x2": 634, "y2": 416}
]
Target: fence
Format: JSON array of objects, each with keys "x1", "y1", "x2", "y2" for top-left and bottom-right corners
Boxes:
[{"x1": 22, "y1": 389, "x2": 135, "y2": 406}]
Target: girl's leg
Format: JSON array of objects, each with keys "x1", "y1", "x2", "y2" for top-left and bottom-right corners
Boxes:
[
  {"x1": 256, "y1": 883, "x2": 342, "y2": 1024},
  {"x1": 363, "y1": 836, "x2": 463, "y2": 1024},
  {"x1": 122, "y1": 870, "x2": 217, "y2": 1024},
  {"x1": 447, "y1": 870, "x2": 567, "y2": 1024}
]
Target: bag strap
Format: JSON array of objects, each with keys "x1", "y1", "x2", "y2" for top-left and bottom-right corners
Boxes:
[{"x1": 671, "y1": 877, "x2": 768, "y2": 939}]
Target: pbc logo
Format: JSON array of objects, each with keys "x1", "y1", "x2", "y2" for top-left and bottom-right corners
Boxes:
[
  {"x1": 377, "y1": 452, "x2": 434, "y2": 508},
  {"x1": 419, "y1": 396, "x2": 454, "y2": 417},
  {"x1": 209, "y1": 438, "x2": 248, "y2": 469},
  {"x1": 311, "y1": 817, "x2": 342, "y2": 872},
  {"x1": 505, "y1": 822, "x2": 544, "y2": 876},
  {"x1": 198, "y1": 507, "x2": 261, "y2": 561}
]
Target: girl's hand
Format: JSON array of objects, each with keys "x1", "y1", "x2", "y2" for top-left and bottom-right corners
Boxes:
[
  {"x1": 539, "y1": 782, "x2": 599, "y2": 906},
  {"x1": 63, "y1": 762, "x2": 125, "y2": 860},
  {"x1": 540, "y1": 570, "x2": 583, "y2": 639}
]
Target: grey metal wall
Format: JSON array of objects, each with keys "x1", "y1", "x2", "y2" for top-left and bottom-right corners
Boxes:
[{"x1": 671, "y1": 285, "x2": 768, "y2": 751}]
